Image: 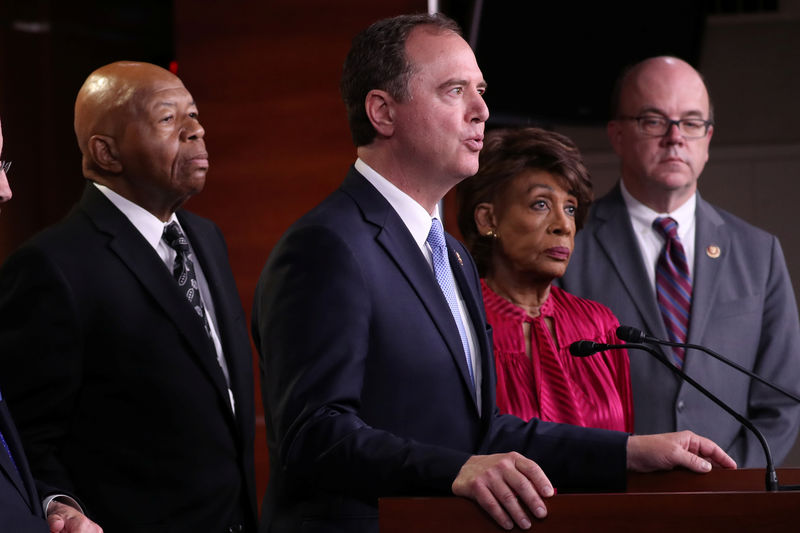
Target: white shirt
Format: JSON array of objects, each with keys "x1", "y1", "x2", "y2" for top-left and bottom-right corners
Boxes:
[
  {"x1": 93, "y1": 183, "x2": 236, "y2": 414},
  {"x1": 356, "y1": 159, "x2": 483, "y2": 412},
  {"x1": 620, "y1": 180, "x2": 696, "y2": 296}
]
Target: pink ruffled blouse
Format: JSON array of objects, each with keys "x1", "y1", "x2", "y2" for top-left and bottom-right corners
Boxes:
[{"x1": 482, "y1": 280, "x2": 633, "y2": 432}]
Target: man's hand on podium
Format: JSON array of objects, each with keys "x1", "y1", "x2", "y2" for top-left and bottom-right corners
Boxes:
[
  {"x1": 452, "y1": 452, "x2": 553, "y2": 531},
  {"x1": 627, "y1": 430, "x2": 738, "y2": 473}
]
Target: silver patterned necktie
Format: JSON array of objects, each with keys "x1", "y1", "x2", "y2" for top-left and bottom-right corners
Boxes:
[
  {"x1": 426, "y1": 218, "x2": 475, "y2": 386},
  {"x1": 163, "y1": 221, "x2": 212, "y2": 338}
]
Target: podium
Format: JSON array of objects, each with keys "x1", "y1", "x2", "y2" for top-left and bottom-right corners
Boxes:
[{"x1": 379, "y1": 468, "x2": 800, "y2": 532}]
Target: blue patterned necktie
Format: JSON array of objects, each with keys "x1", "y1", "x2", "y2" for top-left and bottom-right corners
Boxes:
[
  {"x1": 163, "y1": 222, "x2": 212, "y2": 337},
  {"x1": 426, "y1": 218, "x2": 475, "y2": 385},
  {"x1": 653, "y1": 217, "x2": 693, "y2": 367}
]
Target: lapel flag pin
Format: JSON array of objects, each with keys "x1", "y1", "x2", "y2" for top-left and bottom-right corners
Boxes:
[
  {"x1": 706, "y1": 245, "x2": 721, "y2": 259},
  {"x1": 455, "y1": 251, "x2": 464, "y2": 266}
]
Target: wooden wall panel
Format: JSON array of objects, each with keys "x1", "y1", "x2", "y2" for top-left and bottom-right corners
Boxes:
[{"x1": 173, "y1": 0, "x2": 426, "y2": 508}]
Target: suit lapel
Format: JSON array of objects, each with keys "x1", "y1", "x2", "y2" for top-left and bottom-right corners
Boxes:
[
  {"x1": 448, "y1": 242, "x2": 481, "y2": 408},
  {"x1": 341, "y1": 169, "x2": 478, "y2": 405},
  {"x1": 79, "y1": 185, "x2": 233, "y2": 419},
  {"x1": 593, "y1": 187, "x2": 668, "y2": 340},
  {"x1": 684, "y1": 194, "x2": 728, "y2": 373}
]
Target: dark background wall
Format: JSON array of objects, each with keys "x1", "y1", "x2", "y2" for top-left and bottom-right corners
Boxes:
[
  {"x1": 0, "y1": 0, "x2": 174, "y2": 253},
  {"x1": 2, "y1": 0, "x2": 799, "y2": 507}
]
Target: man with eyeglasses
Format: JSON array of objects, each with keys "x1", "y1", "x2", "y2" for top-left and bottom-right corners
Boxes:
[
  {"x1": 0, "y1": 120, "x2": 102, "y2": 532},
  {"x1": 561, "y1": 56, "x2": 800, "y2": 468}
]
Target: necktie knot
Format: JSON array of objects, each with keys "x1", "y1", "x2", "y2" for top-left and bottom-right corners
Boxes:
[
  {"x1": 427, "y1": 218, "x2": 447, "y2": 250},
  {"x1": 162, "y1": 221, "x2": 211, "y2": 337},
  {"x1": 653, "y1": 217, "x2": 679, "y2": 240},
  {"x1": 163, "y1": 221, "x2": 190, "y2": 253}
]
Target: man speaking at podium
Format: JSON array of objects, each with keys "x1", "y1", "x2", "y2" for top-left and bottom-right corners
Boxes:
[{"x1": 253, "y1": 13, "x2": 736, "y2": 533}]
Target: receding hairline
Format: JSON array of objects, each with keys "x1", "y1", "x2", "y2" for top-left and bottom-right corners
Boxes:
[
  {"x1": 612, "y1": 55, "x2": 712, "y2": 119},
  {"x1": 402, "y1": 25, "x2": 479, "y2": 99},
  {"x1": 626, "y1": 56, "x2": 702, "y2": 88}
]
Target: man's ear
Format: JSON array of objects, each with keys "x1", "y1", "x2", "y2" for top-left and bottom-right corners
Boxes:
[
  {"x1": 88, "y1": 135, "x2": 123, "y2": 174},
  {"x1": 364, "y1": 89, "x2": 396, "y2": 138},
  {"x1": 474, "y1": 202, "x2": 497, "y2": 236}
]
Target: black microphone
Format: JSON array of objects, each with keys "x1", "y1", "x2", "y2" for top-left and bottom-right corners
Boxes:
[
  {"x1": 616, "y1": 326, "x2": 800, "y2": 404},
  {"x1": 569, "y1": 340, "x2": 614, "y2": 357},
  {"x1": 569, "y1": 339, "x2": 779, "y2": 492}
]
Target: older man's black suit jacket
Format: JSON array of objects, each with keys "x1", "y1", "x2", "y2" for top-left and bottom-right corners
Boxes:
[{"x1": 0, "y1": 183, "x2": 257, "y2": 532}]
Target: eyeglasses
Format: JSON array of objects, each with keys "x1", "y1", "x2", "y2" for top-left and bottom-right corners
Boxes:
[
  {"x1": 618, "y1": 115, "x2": 712, "y2": 139},
  {"x1": 0, "y1": 160, "x2": 10, "y2": 174}
]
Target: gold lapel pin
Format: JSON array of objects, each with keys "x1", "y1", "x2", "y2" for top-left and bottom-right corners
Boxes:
[
  {"x1": 455, "y1": 251, "x2": 464, "y2": 266},
  {"x1": 706, "y1": 245, "x2": 721, "y2": 259}
]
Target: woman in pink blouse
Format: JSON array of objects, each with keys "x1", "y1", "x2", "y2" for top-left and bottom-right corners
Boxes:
[{"x1": 457, "y1": 127, "x2": 633, "y2": 432}]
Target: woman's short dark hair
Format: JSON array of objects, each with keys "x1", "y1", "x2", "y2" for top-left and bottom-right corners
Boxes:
[
  {"x1": 457, "y1": 127, "x2": 593, "y2": 277},
  {"x1": 340, "y1": 13, "x2": 461, "y2": 147}
]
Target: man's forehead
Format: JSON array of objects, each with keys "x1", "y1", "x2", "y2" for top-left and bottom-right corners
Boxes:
[
  {"x1": 624, "y1": 69, "x2": 708, "y2": 113},
  {"x1": 405, "y1": 28, "x2": 482, "y2": 79},
  {"x1": 407, "y1": 26, "x2": 463, "y2": 57},
  {"x1": 135, "y1": 83, "x2": 194, "y2": 110}
]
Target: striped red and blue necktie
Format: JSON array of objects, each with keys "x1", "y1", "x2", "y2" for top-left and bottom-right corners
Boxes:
[{"x1": 653, "y1": 217, "x2": 693, "y2": 367}]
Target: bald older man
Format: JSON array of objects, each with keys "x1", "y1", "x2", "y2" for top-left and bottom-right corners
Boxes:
[
  {"x1": 0, "y1": 62, "x2": 256, "y2": 532},
  {"x1": 561, "y1": 56, "x2": 800, "y2": 468}
]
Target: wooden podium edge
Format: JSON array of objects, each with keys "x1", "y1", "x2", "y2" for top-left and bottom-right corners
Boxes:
[{"x1": 379, "y1": 469, "x2": 800, "y2": 532}]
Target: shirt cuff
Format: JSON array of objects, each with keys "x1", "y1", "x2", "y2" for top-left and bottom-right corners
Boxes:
[{"x1": 43, "y1": 494, "x2": 83, "y2": 516}]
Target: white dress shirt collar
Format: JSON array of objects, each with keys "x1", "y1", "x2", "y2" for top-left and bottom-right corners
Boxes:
[
  {"x1": 619, "y1": 180, "x2": 697, "y2": 289},
  {"x1": 355, "y1": 158, "x2": 440, "y2": 256},
  {"x1": 619, "y1": 180, "x2": 696, "y2": 243},
  {"x1": 93, "y1": 182, "x2": 179, "y2": 251}
]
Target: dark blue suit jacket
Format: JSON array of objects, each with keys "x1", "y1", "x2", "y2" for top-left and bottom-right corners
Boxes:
[
  {"x1": 0, "y1": 183, "x2": 257, "y2": 532},
  {"x1": 0, "y1": 397, "x2": 48, "y2": 532},
  {"x1": 253, "y1": 168, "x2": 629, "y2": 532}
]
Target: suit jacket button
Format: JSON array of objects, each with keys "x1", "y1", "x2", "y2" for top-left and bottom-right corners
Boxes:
[{"x1": 677, "y1": 400, "x2": 686, "y2": 412}]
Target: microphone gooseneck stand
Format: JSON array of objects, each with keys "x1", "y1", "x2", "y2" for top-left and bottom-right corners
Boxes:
[
  {"x1": 569, "y1": 340, "x2": 783, "y2": 492},
  {"x1": 615, "y1": 325, "x2": 800, "y2": 404}
]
